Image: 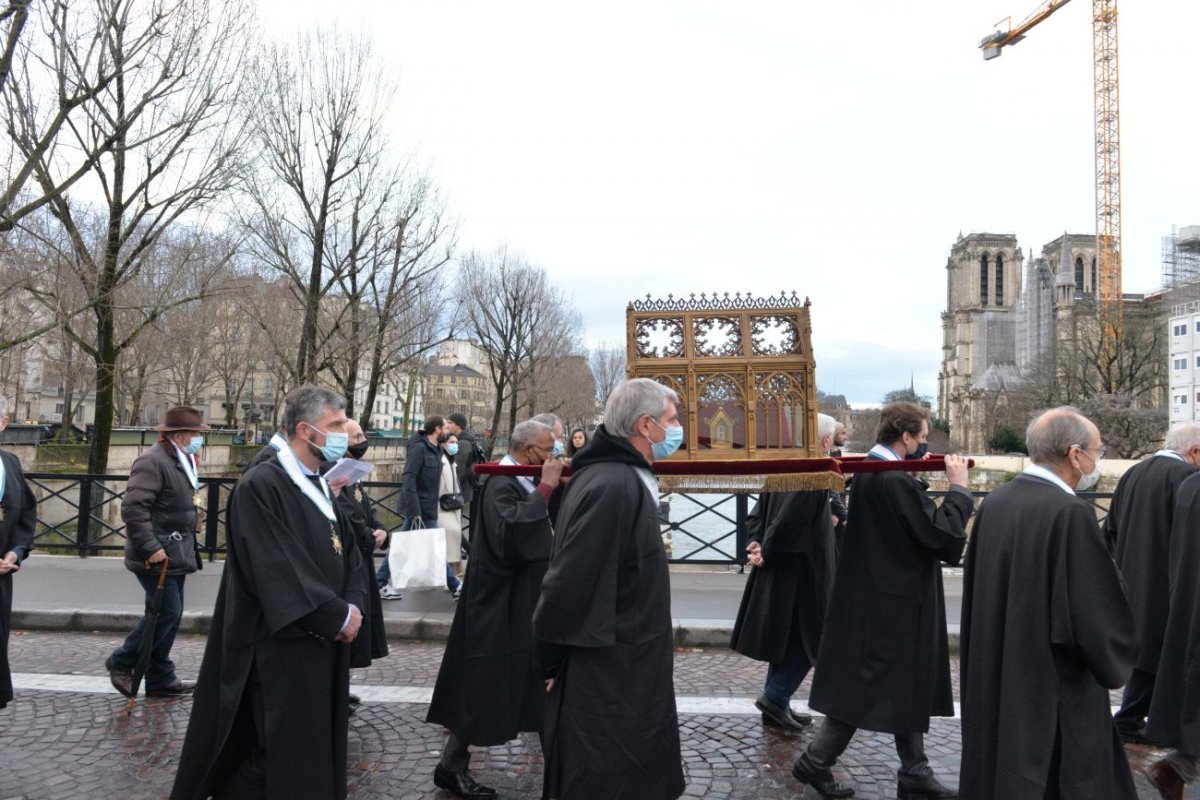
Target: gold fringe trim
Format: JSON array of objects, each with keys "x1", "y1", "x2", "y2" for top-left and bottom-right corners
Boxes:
[{"x1": 657, "y1": 472, "x2": 845, "y2": 495}]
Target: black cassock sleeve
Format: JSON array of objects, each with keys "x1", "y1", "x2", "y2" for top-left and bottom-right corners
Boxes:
[
  {"x1": 888, "y1": 477, "x2": 972, "y2": 566},
  {"x1": 0, "y1": 455, "x2": 36, "y2": 562},
  {"x1": 483, "y1": 478, "x2": 553, "y2": 567},
  {"x1": 228, "y1": 475, "x2": 352, "y2": 642},
  {"x1": 1049, "y1": 502, "x2": 1137, "y2": 688},
  {"x1": 535, "y1": 472, "x2": 640, "y2": 651}
]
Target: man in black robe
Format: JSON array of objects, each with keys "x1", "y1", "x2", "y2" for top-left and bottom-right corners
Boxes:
[
  {"x1": 1104, "y1": 422, "x2": 1200, "y2": 742},
  {"x1": 426, "y1": 419, "x2": 563, "y2": 799},
  {"x1": 1143, "y1": 469, "x2": 1200, "y2": 795},
  {"x1": 959, "y1": 407, "x2": 1138, "y2": 799},
  {"x1": 171, "y1": 385, "x2": 365, "y2": 800},
  {"x1": 730, "y1": 413, "x2": 840, "y2": 733},
  {"x1": 335, "y1": 420, "x2": 389, "y2": 673},
  {"x1": 0, "y1": 401, "x2": 36, "y2": 710},
  {"x1": 533, "y1": 378, "x2": 685, "y2": 800},
  {"x1": 794, "y1": 402, "x2": 973, "y2": 799}
]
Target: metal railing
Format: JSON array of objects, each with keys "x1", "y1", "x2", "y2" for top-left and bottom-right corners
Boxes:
[{"x1": 21, "y1": 472, "x2": 1114, "y2": 566}]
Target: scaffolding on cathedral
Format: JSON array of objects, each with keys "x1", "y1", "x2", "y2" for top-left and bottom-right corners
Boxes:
[{"x1": 1163, "y1": 225, "x2": 1200, "y2": 304}]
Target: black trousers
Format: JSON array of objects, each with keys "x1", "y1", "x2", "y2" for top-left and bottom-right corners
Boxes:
[
  {"x1": 803, "y1": 716, "x2": 932, "y2": 778},
  {"x1": 1114, "y1": 667, "x2": 1155, "y2": 733}
]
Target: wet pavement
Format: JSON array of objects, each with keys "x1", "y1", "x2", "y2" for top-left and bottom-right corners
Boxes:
[{"x1": 0, "y1": 630, "x2": 1189, "y2": 799}]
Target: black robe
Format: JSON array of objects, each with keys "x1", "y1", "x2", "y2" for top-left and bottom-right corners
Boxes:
[
  {"x1": 1103, "y1": 453, "x2": 1197, "y2": 675},
  {"x1": 336, "y1": 482, "x2": 388, "y2": 667},
  {"x1": 0, "y1": 450, "x2": 35, "y2": 709},
  {"x1": 426, "y1": 472, "x2": 553, "y2": 744},
  {"x1": 960, "y1": 474, "x2": 1138, "y2": 799},
  {"x1": 1145, "y1": 472, "x2": 1200, "y2": 754},
  {"x1": 808, "y1": 462, "x2": 973, "y2": 734},
  {"x1": 533, "y1": 426, "x2": 684, "y2": 800},
  {"x1": 729, "y1": 489, "x2": 836, "y2": 665},
  {"x1": 171, "y1": 457, "x2": 365, "y2": 800}
]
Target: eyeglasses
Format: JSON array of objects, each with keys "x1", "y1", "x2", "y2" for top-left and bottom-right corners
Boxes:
[{"x1": 1070, "y1": 444, "x2": 1107, "y2": 460}]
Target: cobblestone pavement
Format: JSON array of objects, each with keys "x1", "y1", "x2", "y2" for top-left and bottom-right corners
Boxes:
[{"x1": 0, "y1": 630, "x2": 1188, "y2": 799}]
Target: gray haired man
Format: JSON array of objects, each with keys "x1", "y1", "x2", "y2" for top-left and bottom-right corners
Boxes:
[
  {"x1": 534, "y1": 378, "x2": 685, "y2": 800},
  {"x1": 173, "y1": 384, "x2": 365, "y2": 800}
]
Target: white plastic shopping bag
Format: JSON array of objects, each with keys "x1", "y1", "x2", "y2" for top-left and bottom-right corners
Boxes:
[{"x1": 387, "y1": 520, "x2": 447, "y2": 590}]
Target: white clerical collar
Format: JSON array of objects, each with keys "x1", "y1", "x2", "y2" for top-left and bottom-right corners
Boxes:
[
  {"x1": 868, "y1": 443, "x2": 902, "y2": 461},
  {"x1": 634, "y1": 466, "x2": 659, "y2": 505},
  {"x1": 170, "y1": 441, "x2": 199, "y2": 490},
  {"x1": 500, "y1": 454, "x2": 537, "y2": 495},
  {"x1": 1154, "y1": 450, "x2": 1186, "y2": 462},
  {"x1": 274, "y1": 437, "x2": 336, "y2": 520},
  {"x1": 0, "y1": 451, "x2": 6, "y2": 504},
  {"x1": 1023, "y1": 464, "x2": 1075, "y2": 495}
]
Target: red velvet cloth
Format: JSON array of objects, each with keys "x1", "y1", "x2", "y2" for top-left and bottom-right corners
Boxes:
[{"x1": 473, "y1": 455, "x2": 972, "y2": 479}]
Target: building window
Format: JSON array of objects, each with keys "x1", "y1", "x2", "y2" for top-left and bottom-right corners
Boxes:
[
  {"x1": 1075, "y1": 257, "x2": 1084, "y2": 289},
  {"x1": 980, "y1": 255, "x2": 989, "y2": 305},
  {"x1": 1176, "y1": 323, "x2": 1189, "y2": 336},
  {"x1": 995, "y1": 254, "x2": 1004, "y2": 306},
  {"x1": 1195, "y1": 320, "x2": 1200, "y2": 332},
  {"x1": 1196, "y1": 356, "x2": 1200, "y2": 368},
  {"x1": 1091, "y1": 259, "x2": 1097, "y2": 294},
  {"x1": 1175, "y1": 358, "x2": 1188, "y2": 370},
  {"x1": 1179, "y1": 394, "x2": 1190, "y2": 405}
]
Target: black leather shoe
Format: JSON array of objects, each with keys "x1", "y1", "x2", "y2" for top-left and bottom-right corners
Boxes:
[
  {"x1": 145, "y1": 679, "x2": 196, "y2": 697},
  {"x1": 105, "y1": 657, "x2": 133, "y2": 698},
  {"x1": 433, "y1": 765, "x2": 497, "y2": 799},
  {"x1": 348, "y1": 692, "x2": 362, "y2": 705},
  {"x1": 792, "y1": 754, "x2": 855, "y2": 798},
  {"x1": 755, "y1": 694, "x2": 812, "y2": 732},
  {"x1": 897, "y1": 772, "x2": 958, "y2": 800}
]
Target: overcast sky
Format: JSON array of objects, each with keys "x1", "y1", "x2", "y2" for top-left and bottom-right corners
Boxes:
[{"x1": 258, "y1": 0, "x2": 1200, "y2": 405}]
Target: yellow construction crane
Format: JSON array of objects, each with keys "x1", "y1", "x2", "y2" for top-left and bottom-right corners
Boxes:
[{"x1": 979, "y1": 1, "x2": 1123, "y2": 354}]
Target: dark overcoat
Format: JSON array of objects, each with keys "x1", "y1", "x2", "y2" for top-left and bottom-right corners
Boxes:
[
  {"x1": 336, "y1": 482, "x2": 388, "y2": 666},
  {"x1": 0, "y1": 449, "x2": 35, "y2": 708},
  {"x1": 808, "y1": 464, "x2": 973, "y2": 734},
  {"x1": 533, "y1": 426, "x2": 684, "y2": 800},
  {"x1": 121, "y1": 442, "x2": 200, "y2": 575},
  {"x1": 1146, "y1": 472, "x2": 1200, "y2": 754},
  {"x1": 729, "y1": 489, "x2": 836, "y2": 665},
  {"x1": 401, "y1": 434, "x2": 442, "y2": 523},
  {"x1": 1103, "y1": 453, "x2": 1197, "y2": 674},
  {"x1": 171, "y1": 456, "x2": 365, "y2": 800},
  {"x1": 960, "y1": 474, "x2": 1138, "y2": 799},
  {"x1": 426, "y1": 471, "x2": 553, "y2": 744}
]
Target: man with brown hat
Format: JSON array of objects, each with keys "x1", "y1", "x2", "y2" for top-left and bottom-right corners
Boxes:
[{"x1": 105, "y1": 406, "x2": 208, "y2": 697}]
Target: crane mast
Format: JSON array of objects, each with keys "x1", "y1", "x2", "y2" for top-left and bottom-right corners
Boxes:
[{"x1": 979, "y1": 0, "x2": 1123, "y2": 354}]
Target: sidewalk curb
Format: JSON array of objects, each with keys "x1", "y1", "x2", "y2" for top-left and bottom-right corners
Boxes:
[{"x1": 12, "y1": 607, "x2": 962, "y2": 653}]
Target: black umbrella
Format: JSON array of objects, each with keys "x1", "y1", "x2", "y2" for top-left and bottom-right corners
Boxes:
[{"x1": 125, "y1": 557, "x2": 169, "y2": 714}]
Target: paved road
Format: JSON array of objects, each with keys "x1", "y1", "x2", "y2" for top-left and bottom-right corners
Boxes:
[{"x1": 0, "y1": 631, "x2": 1185, "y2": 800}]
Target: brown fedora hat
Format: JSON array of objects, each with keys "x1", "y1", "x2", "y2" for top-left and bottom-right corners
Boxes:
[{"x1": 155, "y1": 407, "x2": 211, "y2": 432}]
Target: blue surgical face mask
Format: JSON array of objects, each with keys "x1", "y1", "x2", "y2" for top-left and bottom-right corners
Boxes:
[
  {"x1": 553, "y1": 440, "x2": 564, "y2": 458},
  {"x1": 446, "y1": 443, "x2": 459, "y2": 457},
  {"x1": 648, "y1": 418, "x2": 684, "y2": 460},
  {"x1": 183, "y1": 435, "x2": 204, "y2": 455},
  {"x1": 308, "y1": 425, "x2": 349, "y2": 462}
]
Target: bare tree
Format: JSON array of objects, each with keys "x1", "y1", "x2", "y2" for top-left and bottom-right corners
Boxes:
[
  {"x1": 12, "y1": 0, "x2": 250, "y2": 472},
  {"x1": 0, "y1": 0, "x2": 131, "y2": 233},
  {"x1": 455, "y1": 247, "x2": 544, "y2": 442},
  {"x1": 589, "y1": 342, "x2": 627, "y2": 412},
  {"x1": 242, "y1": 27, "x2": 394, "y2": 384}
]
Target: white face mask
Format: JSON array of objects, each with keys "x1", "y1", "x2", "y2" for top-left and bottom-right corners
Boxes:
[{"x1": 1075, "y1": 452, "x2": 1102, "y2": 492}]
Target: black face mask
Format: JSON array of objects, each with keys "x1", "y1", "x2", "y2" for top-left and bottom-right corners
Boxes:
[
  {"x1": 909, "y1": 442, "x2": 928, "y2": 460},
  {"x1": 347, "y1": 441, "x2": 369, "y2": 460}
]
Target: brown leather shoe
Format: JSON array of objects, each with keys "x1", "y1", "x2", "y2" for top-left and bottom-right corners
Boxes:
[
  {"x1": 145, "y1": 679, "x2": 196, "y2": 697},
  {"x1": 105, "y1": 657, "x2": 133, "y2": 698},
  {"x1": 1146, "y1": 759, "x2": 1185, "y2": 800}
]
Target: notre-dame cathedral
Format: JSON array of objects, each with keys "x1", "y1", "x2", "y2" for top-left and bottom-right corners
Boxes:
[{"x1": 937, "y1": 231, "x2": 1107, "y2": 451}]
